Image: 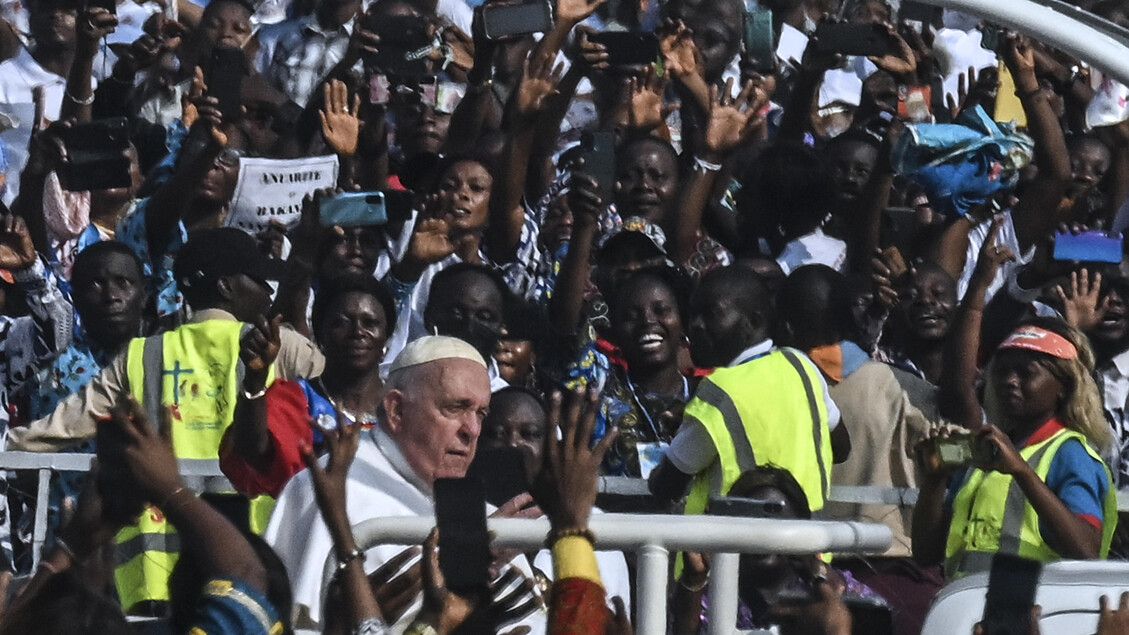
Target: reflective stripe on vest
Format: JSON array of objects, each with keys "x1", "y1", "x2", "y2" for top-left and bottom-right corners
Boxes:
[
  {"x1": 684, "y1": 348, "x2": 832, "y2": 517},
  {"x1": 117, "y1": 320, "x2": 277, "y2": 610},
  {"x1": 944, "y1": 427, "x2": 1117, "y2": 579}
]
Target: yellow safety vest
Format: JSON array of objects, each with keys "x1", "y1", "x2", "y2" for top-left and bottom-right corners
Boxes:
[
  {"x1": 117, "y1": 320, "x2": 277, "y2": 611},
  {"x1": 944, "y1": 426, "x2": 1117, "y2": 579},
  {"x1": 683, "y1": 348, "x2": 833, "y2": 517}
]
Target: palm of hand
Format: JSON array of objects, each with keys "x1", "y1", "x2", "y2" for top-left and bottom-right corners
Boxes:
[
  {"x1": 706, "y1": 107, "x2": 752, "y2": 154},
  {"x1": 322, "y1": 110, "x2": 360, "y2": 155},
  {"x1": 517, "y1": 78, "x2": 555, "y2": 115},
  {"x1": 661, "y1": 38, "x2": 699, "y2": 77},
  {"x1": 0, "y1": 238, "x2": 34, "y2": 269},
  {"x1": 557, "y1": 0, "x2": 600, "y2": 23},
  {"x1": 630, "y1": 89, "x2": 664, "y2": 129},
  {"x1": 411, "y1": 219, "x2": 454, "y2": 264}
]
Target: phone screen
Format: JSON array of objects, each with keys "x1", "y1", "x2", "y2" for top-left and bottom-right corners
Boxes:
[
  {"x1": 1053, "y1": 231, "x2": 1124, "y2": 263},
  {"x1": 743, "y1": 8, "x2": 775, "y2": 73},
  {"x1": 434, "y1": 477, "x2": 491, "y2": 594},
  {"x1": 482, "y1": 0, "x2": 554, "y2": 40},
  {"x1": 207, "y1": 46, "x2": 244, "y2": 122},
  {"x1": 813, "y1": 22, "x2": 894, "y2": 57},
  {"x1": 588, "y1": 32, "x2": 660, "y2": 66},
  {"x1": 579, "y1": 131, "x2": 616, "y2": 202}
]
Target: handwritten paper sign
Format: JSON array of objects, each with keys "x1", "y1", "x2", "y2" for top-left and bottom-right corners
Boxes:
[{"x1": 226, "y1": 155, "x2": 339, "y2": 233}]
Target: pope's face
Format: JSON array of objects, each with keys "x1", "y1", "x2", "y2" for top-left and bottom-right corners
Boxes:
[{"x1": 384, "y1": 358, "x2": 492, "y2": 488}]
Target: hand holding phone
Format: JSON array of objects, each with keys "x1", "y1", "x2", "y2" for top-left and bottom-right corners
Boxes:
[
  {"x1": 578, "y1": 131, "x2": 616, "y2": 202},
  {"x1": 813, "y1": 22, "x2": 895, "y2": 58},
  {"x1": 318, "y1": 191, "x2": 389, "y2": 227},
  {"x1": 60, "y1": 117, "x2": 133, "y2": 191},
  {"x1": 206, "y1": 46, "x2": 245, "y2": 123},
  {"x1": 1053, "y1": 231, "x2": 1123, "y2": 264},
  {"x1": 933, "y1": 434, "x2": 997, "y2": 468}
]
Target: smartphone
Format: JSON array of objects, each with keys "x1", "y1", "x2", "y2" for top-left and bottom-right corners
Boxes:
[
  {"x1": 206, "y1": 46, "x2": 244, "y2": 123},
  {"x1": 318, "y1": 191, "x2": 388, "y2": 227},
  {"x1": 981, "y1": 554, "x2": 1042, "y2": 635},
  {"x1": 364, "y1": 14, "x2": 432, "y2": 77},
  {"x1": 706, "y1": 495, "x2": 787, "y2": 518},
  {"x1": 434, "y1": 477, "x2": 491, "y2": 594},
  {"x1": 578, "y1": 130, "x2": 616, "y2": 202},
  {"x1": 588, "y1": 32, "x2": 660, "y2": 66},
  {"x1": 743, "y1": 8, "x2": 775, "y2": 74},
  {"x1": 934, "y1": 435, "x2": 997, "y2": 468},
  {"x1": 813, "y1": 22, "x2": 894, "y2": 57},
  {"x1": 482, "y1": 0, "x2": 553, "y2": 40},
  {"x1": 844, "y1": 594, "x2": 894, "y2": 635},
  {"x1": 1053, "y1": 231, "x2": 1124, "y2": 263},
  {"x1": 87, "y1": 0, "x2": 116, "y2": 14},
  {"x1": 466, "y1": 446, "x2": 530, "y2": 507},
  {"x1": 980, "y1": 23, "x2": 1004, "y2": 53},
  {"x1": 898, "y1": 0, "x2": 935, "y2": 23},
  {"x1": 61, "y1": 118, "x2": 132, "y2": 191},
  {"x1": 384, "y1": 189, "x2": 415, "y2": 224},
  {"x1": 95, "y1": 417, "x2": 149, "y2": 525}
]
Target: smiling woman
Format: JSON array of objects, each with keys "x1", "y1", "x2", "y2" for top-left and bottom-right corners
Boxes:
[{"x1": 587, "y1": 265, "x2": 698, "y2": 477}]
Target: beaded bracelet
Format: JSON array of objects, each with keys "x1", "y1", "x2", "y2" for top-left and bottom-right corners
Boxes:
[{"x1": 546, "y1": 526, "x2": 596, "y2": 547}]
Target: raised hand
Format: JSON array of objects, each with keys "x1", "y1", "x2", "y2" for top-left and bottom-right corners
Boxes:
[
  {"x1": 320, "y1": 79, "x2": 362, "y2": 156},
  {"x1": 408, "y1": 215, "x2": 455, "y2": 266},
  {"x1": 301, "y1": 414, "x2": 361, "y2": 542},
  {"x1": 566, "y1": 171, "x2": 605, "y2": 229},
  {"x1": 971, "y1": 216, "x2": 1017, "y2": 283},
  {"x1": 556, "y1": 0, "x2": 605, "y2": 26},
  {"x1": 343, "y1": 19, "x2": 381, "y2": 68},
  {"x1": 867, "y1": 24, "x2": 916, "y2": 77},
  {"x1": 1002, "y1": 33, "x2": 1037, "y2": 80},
  {"x1": 77, "y1": 7, "x2": 119, "y2": 55},
  {"x1": 240, "y1": 314, "x2": 282, "y2": 375},
  {"x1": 1055, "y1": 269, "x2": 1110, "y2": 332},
  {"x1": 570, "y1": 26, "x2": 609, "y2": 72},
  {"x1": 870, "y1": 247, "x2": 909, "y2": 312},
  {"x1": 627, "y1": 64, "x2": 669, "y2": 131},
  {"x1": 533, "y1": 388, "x2": 617, "y2": 532},
  {"x1": 183, "y1": 67, "x2": 229, "y2": 145},
  {"x1": 107, "y1": 397, "x2": 184, "y2": 504},
  {"x1": 515, "y1": 52, "x2": 565, "y2": 117},
  {"x1": 703, "y1": 78, "x2": 766, "y2": 157},
  {"x1": 659, "y1": 20, "x2": 702, "y2": 80},
  {"x1": 0, "y1": 214, "x2": 37, "y2": 270},
  {"x1": 417, "y1": 528, "x2": 478, "y2": 635}
]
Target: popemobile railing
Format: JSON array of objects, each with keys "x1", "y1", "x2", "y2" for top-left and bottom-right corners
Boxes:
[
  {"x1": 6, "y1": 452, "x2": 1129, "y2": 634},
  {"x1": 335, "y1": 514, "x2": 893, "y2": 635}
]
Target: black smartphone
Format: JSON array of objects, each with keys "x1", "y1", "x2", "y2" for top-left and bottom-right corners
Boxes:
[
  {"x1": 578, "y1": 130, "x2": 615, "y2": 202},
  {"x1": 980, "y1": 23, "x2": 1004, "y2": 53},
  {"x1": 898, "y1": 0, "x2": 935, "y2": 24},
  {"x1": 206, "y1": 46, "x2": 244, "y2": 123},
  {"x1": 383, "y1": 189, "x2": 415, "y2": 224},
  {"x1": 981, "y1": 554, "x2": 1042, "y2": 635},
  {"x1": 466, "y1": 445, "x2": 530, "y2": 507},
  {"x1": 482, "y1": 0, "x2": 554, "y2": 39},
  {"x1": 743, "y1": 8, "x2": 775, "y2": 74},
  {"x1": 364, "y1": 14, "x2": 432, "y2": 77},
  {"x1": 706, "y1": 495, "x2": 787, "y2": 518},
  {"x1": 813, "y1": 22, "x2": 894, "y2": 57},
  {"x1": 588, "y1": 32, "x2": 660, "y2": 66},
  {"x1": 87, "y1": 0, "x2": 116, "y2": 14},
  {"x1": 434, "y1": 477, "x2": 491, "y2": 594},
  {"x1": 61, "y1": 117, "x2": 132, "y2": 191},
  {"x1": 95, "y1": 417, "x2": 149, "y2": 525}
]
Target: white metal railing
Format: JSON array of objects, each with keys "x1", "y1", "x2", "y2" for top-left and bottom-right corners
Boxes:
[
  {"x1": 914, "y1": 0, "x2": 1129, "y2": 85},
  {"x1": 0, "y1": 452, "x2": 233, "y2": 568},
  {"x1": 336, "y1": 514, "x2": 894, "y2": 635}
]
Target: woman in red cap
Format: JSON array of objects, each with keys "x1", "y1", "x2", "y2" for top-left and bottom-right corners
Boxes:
[{"x1": 913, "y1": 312, "x2": 1117, "y2": 580}]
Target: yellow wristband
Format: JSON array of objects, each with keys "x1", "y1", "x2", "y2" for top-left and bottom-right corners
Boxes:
[{"x1": 551, "y1": 536, "x2": 603, "y2": 587}]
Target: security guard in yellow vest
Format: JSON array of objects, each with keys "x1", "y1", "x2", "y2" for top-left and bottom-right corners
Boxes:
[
  {"x1": 650, "y1": 267, "x2": 842, "y2": 515},
  {"x1": 914, "y1": 321, "x2": 1117, "y2": 580},
  {"x1": 115, "y1": 228, "x2": 324, "y2": 612}
]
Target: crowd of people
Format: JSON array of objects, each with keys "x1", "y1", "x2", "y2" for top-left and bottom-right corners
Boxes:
[{"x1": 5, "y1": 0, "x2": 1129, "y2": 631}]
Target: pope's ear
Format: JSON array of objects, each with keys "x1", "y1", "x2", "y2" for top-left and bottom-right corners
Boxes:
[{"x1": 383, "y1": 389, "x2": 405, "y2": 433}]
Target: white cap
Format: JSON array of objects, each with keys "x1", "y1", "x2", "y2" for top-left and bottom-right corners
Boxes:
[{"x1": 387, "y1": 335, "x2": 487, "y2": 374}]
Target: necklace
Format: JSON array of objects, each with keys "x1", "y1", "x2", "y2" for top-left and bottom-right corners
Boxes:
[{"x1": 314, "y1": 376, "x2": 378, "y2": 427}]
